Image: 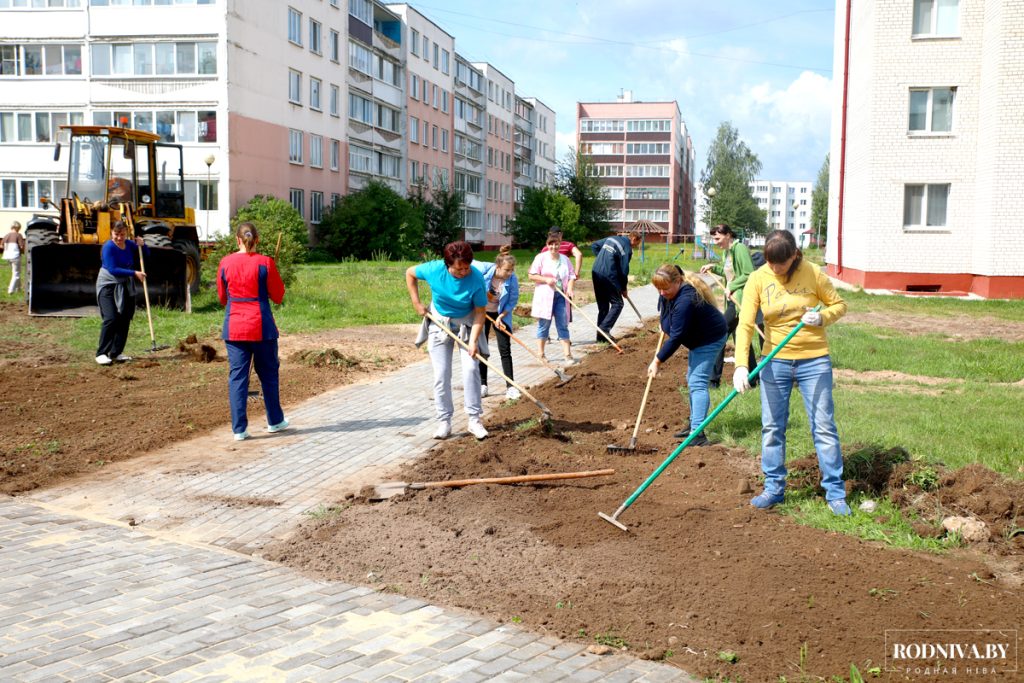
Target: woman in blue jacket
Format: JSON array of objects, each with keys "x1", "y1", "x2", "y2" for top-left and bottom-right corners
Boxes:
[
  {"x1": 647, "y1": 265, "x2": 728, "y2": 446},
  {"x1": 473, "y1": 245, "x2": 521, "y2": 400},
  {"x1": 95, "y1": 221, "x2": 147, "y2": 365}
]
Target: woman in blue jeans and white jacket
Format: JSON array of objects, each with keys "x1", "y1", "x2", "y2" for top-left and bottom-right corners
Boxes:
[
  {"x1": 647, "y1": 265, "x2": 728, "y2": 447},
  {"x1": 473, "y1": 245, "x2": 521, "y2": 400}
]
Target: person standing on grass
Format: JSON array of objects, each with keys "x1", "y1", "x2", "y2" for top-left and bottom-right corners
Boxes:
[
  {"x1": 94, "y1": 221, "x2": 147, "y2": 366},
  {"x1": 590, "y1": 229, "x2": 641, "y2": 343},
  {"x1": 733, "y1": 229, "x2": 851, "y2": 516},
  {"x1": 473, "y1": 245, "x2": 521, "y2": 400},
  {"x1": 407, "y1": 240, "x2": 489, "y2": 440},
  {"x1": 647, "y1": 265, "x2": 728, "y2": 445},
  {"x1": 3, "y1": 220, "x2": 26, "y2": 295},
  {"x1": 529, "y1": 233, "x2": 577, "y2": 367},
  {"x1": 548, "y1": 228, "x2": 583, "y2": 283},
  {"x1": 700, "y1": 223, "x2": 760, "y2": 389},
  {"x1": 217, "y1": 222, "x2": 288, "y2": 442}
]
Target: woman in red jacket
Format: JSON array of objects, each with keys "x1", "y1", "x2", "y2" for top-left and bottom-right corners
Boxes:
[{"x1": 217, "y1": 222, "x2": 287, "y2": 441}]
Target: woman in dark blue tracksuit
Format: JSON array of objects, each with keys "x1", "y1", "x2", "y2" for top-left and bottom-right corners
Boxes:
[
  {"x1": 217, "y1": 222, "x2": 286, "y2": 441},
  {"x1": 647, "y1": 264, "x2": 728, "y2": 446}
]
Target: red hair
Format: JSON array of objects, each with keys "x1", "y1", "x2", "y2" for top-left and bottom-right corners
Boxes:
[{"x1": 443, "y1": 240, "x2": 474, "y2": 266}]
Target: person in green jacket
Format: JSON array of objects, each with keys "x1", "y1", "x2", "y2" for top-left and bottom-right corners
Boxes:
[{"x1": 700, "y1": 224, "x2": 760, "y2": 388}]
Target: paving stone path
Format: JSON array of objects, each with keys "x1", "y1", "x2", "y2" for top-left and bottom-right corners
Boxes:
[{"x1": 3, "y1": 284, "x2": 698, "y2": 681}]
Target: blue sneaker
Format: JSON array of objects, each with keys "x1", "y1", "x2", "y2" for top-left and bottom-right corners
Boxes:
[
  {"x1": 750, "y1": 491, "x2": 785, "y2": 509},
  {"x1": 266, "y1": 418, "x2": 289, "y2": 434},
  {"x1": 827, "y1": 499, "x2": 852, "y2": 516}
]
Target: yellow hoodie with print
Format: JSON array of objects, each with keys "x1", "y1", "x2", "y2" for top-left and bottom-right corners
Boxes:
[{"x1": 735, "y1": 260, "x2": 846, "y2": 367}]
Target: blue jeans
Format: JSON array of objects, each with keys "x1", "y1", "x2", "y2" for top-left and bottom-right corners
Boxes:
[
  {"x1": 758, "y1": 355, "x2": 845, "y2": 501},
  {"x1": 226, "y1": 340, "x2": 284, "y2": 435},
  {"x1": 687, "y1": 335, "x2": 726, "y2": 434},
  {"x1": 536, "y1": 294, "x2": 570, "y2": 341}
]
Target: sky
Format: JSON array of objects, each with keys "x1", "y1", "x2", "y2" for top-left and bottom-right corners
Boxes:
[{"x1": 410, "y1": 0, "x2": 836, "y2": 182}]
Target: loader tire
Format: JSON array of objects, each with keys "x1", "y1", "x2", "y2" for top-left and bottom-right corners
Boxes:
[
  {"x1": 25, "y1": 230, "x2": 60, "y2": 305},
  {"x1": 172, "y1": 239, "x2": 201, "y2": 295},
  {"x1": 140, "y1": 234, "x2": 172, "y2": 249}
]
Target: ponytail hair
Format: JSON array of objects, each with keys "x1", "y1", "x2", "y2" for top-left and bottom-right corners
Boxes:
[
  {"x1": 237, "y1": 222, "x2": 258, "y2": 252},
  {"x1": 651, "y1": 264, "x2": 716, "y2": 306},
  {"x1": 494, "y1": 243, "x2": 516, "y2": 269}
]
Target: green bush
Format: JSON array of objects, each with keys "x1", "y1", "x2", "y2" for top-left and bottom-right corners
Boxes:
[
  {"x1": 316, "y1": 181, "x2": 423, "y2": 260},
  {"x1": 205, "y1": 195, "x2": 306, "y2": 286}
]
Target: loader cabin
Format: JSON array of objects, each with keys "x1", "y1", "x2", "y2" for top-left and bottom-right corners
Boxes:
[{"x1": 55, "y1": 125, "x2": 187, "y2": 224}]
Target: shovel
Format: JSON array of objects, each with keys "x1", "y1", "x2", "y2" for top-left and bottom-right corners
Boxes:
[
  {"x1": 599, "y1": 306, "x2": 820, "y2": 532},
  {"x1": 484, "y1": 313, "x2": 573, "y2": 385},
  {"x1": 608, "y1": 328, "x2": 664, "y2": 454},
  {"x1": 552, "y1": 286, "x2": 624, "y2": 354},
  {"x1": 424, "y1": 310, "x2": 552, "y2": 421},
  {"x1": 623, "y1": 292, "x2": 647, "y2": 329},
  {"x1": 371, "y1": 468, "x2": 615, "y2": 501}
]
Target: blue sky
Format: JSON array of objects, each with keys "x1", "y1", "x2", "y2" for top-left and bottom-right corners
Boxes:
[{"x1": 410, "y1": 0, "x2": 836, "y2": 182}]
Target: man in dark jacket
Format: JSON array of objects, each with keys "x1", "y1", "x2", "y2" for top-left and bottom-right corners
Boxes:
[{"x1": 590, "y1": 229, "x2": 641, "y2": 342}]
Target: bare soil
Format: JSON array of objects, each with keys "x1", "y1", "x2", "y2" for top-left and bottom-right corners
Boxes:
[{"x1": 265, "y1": 334, "x2": 1024, "y2": 681}]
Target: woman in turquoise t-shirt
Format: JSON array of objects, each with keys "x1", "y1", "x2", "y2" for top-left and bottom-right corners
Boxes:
[{"x1": 406, "y1": 241, "x2": 489, "y2": 440}]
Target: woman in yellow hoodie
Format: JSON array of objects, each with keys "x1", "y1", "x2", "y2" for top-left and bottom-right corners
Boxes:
[{"x1": 733, "y1": 230, "x2": 851, "y2": 516}]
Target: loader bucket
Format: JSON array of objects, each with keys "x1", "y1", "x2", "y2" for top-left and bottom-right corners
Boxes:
[{"x1": 29, "y1": 243, "x2": 188, "y2": 317}]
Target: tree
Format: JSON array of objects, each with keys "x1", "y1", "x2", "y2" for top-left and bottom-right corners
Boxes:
[
  {"x1": 408, "y1": 181, "x2": 464, "y2": 257},
  {"x1": 316, "y1": 181, "x2": 423, "y2": 260},
  {"x1": 700, "y1": 122, "x2": 767, "y2": 237},
  {"x1": 555, "y1": 148, "x2": 611, "y2": 242},
  {"x1": 811, "y1": 154, "x2": 829, "y2": 248},
  {"x1": 206, "y1": 194, "x2": 306, "y2": 286},
  {"x1": 507, "y1": 186, "x2": 581, "y2": 248}
]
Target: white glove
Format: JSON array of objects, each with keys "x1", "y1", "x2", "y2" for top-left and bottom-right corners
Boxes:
[
  {"x1": 801, "y1": 310, "x2": 823, "y2": 326},
  {"x1": 733, "y1": 367, "x2": 751, "y2": 393}
]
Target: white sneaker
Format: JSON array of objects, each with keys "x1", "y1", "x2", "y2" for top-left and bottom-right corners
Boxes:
[
  {"x1": 564, "y1": 356, "x2": 579, "y2": 367},
  {"x1": 480, "y1": 384, "x2": 489, "y2": 397},
  {"x1": 265, "y1": 418, "x2": 289, "y2": 433},
  {"x1": 95, "y1": 354, "x2": 113, "y2": 366},
  {"x1": 115, "y1": 354, "x2": 133, "y2": 362},
  {"x1": 233, "y1": 430, "x2": 251, "y2": 442},
  {"x1": 434, "y1": 421, "x2": 452, "y2": 439},
  {"x1": 505, "y1": 386, "x2": 521, "y2": 400},
  {"x1": 467, "y1": 418, "x2": 489, "y2": 440}
]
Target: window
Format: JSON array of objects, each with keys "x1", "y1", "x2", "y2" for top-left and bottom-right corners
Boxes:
[
  {"x1": 310, "y1": 134, "x2": 323, "y2": 168},
  {"x1": 376, "y1": 104, "x2": 399, "y2": 133},
  {"x1": 288, "y1": 8, "x2": 302, "y2": 46},
  {"x1": 310, "y1": 191, "x2": 323, "y2": 223},
  {"x1": 309, "y1": 18, "x2": 321, "y2": 55},
  {"x1": 432, "y1": 44, "x2": 439, "y2": 68},
  {"x1": 409, "y1": 116, "x2": 419, "y2": 143},
  {"x1": 422, "y1": 120, "x2": 428, "y2": 146},
  {"x1": 410, "y1": 74, "x2": 420, "y2": 100},
  {"x1": 190, "y1": 180, "x2": 218, "y2": 211},
  {"x1": 913, "y1": 0, "x2": 958, "y2": 37},
  {"x1": 90, "y1": 109, "x2": 214, "y2": 142},
  {"x1": 409, "y1": 160, "x2": 419, "y2": 183},
  {"x1": 410, "y1": 29, "x2": 420, "y2": 56},
  {"x1": 289, "y1": 129, "x2": 303, "y2": 163},
  {"x1": 309, "y1": 77, "x2": 322, "y2": 110},
  {"x1": 579, "y1": 119, "x2": 624, "y2": 133},
  {"x1": 421, "y1": 78, "x2": 428, "y2": 101},
  {"x1": 349, "y1": 0, "x2": 371, "y2": 25},
  {"x1": 349, "y1": 144, "x2": 372, "y2": 173},
  {"x1": 909, "y1": 87, "x2": 954, "y2": 132},
  {"x1": 431, "y1": 125, "x2": 438, "y2": 149},
  {"x1": 422, "y1": 36, "x2": 429, "y2": 61},
  {"x1": 348, "y1": 41, "x2": 371, "y2": 75},
  {"x1": 330, "y1": 84, "x2": 339, "y2": 116},
  {"x1": 289, "y1": 69, "x2": 301, "y2": 103},
  {"x1": 432, "y1": 84, "x2": 438, "y2": 108},
  {"x1": 289, "y1": 188, "x2": 304, "y2": 217},
  {"x1": 2, "y1": 43, "x2": 82, "y2": 77},
  {"x1": 329, "y1": 29, "x2": 339, "y2": 62},
  {"x1": 441, "y1": 49, "x2": 450, "y2": 74},
  {"x1": 349, "y1": 92, "x2": 372, "y2": 124},
  {"x1": 1, "y1": 178, "x2": 65, "y2": 209},
  {"x1": 440, "y1": 89, "x2": 449, "y2": 114},
  {"x1": 1, "y1": 110, "x2": 84, "y2": 143},
  {"x1": 904, "y1": 183, "x2": 949, "y2": 229},
  {"x1": 90, "y1": 41, "x2": 215, "y2": 76},
  {"x1": 441, "y1": 130, "x2": 448, "y2": 153},
  {"x1": 330, "y1": 139, "x2": 339, "y2": 170}
]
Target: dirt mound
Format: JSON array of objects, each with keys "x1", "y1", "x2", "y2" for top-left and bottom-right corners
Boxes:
[
  {"x1": 266, "y1": 333, "x2": 1024, "y2": 681},
  {"x1": 178, "y1": 337, "x2": 217, "y2": 362},
  {"x1": 290, "y1": 348, "x2": 358, "y2": 368}
]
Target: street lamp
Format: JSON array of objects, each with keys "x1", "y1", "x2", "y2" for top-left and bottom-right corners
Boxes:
[
  {"x1": 704, "y1": 186, "x2": 717, "y2": 259},
  {"x1": 204, "y1": 154, "x2": 215, "y2": 242},
  {"x1": 792, "y1": 201, "x2": 800, "y2": 245}
]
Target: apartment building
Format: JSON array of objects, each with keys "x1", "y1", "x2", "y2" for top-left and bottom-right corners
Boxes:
[
  {"x1": 828, "y1": 0, "x2": 1024, "y2": 297},
  {"x1": 749, "y1": 180, "x2": 814, "y2": 245},
  {"x1": 576, "y1": 94, "x2": 695, "y2": 243},
  {"x1": 513, "y1": 95, "x2": 557, "y2": 212},
  {"x1": 1, "y1": 0, "x2": 553, "y2": 248},
  {"x1": 476, "y1": 63, "x2": 514, "y2": 247},
  {"x1": 528, "y1": 98, "x2": 556, "y2": 189}
]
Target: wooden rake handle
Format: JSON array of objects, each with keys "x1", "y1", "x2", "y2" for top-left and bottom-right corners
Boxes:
[
  {"x1": 424, "y1": 311, "x2": 550, "y2": 417},
  {"x1": 485, "y1": 313, "x2": 548, "y2": 367},
  {"x1": 631, "y1": 329, "x2": 665, "y2": 443},
  {"x1": 706, "y1": 271, "x2": 766, "y2": 341},
  {"x1": 412, "y1": 468, "x2": 615, "y2": 489},
  {"x1": 553, "y1": 287, "x2": 624, "y2": 353},
  {"x1": 123, "y1": 205, "x2": 157, "y2": 345}
]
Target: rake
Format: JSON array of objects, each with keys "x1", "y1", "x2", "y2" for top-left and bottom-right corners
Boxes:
[
  {"x1": 485, "y1": 313, "x2": 573, "y2": 385},
  {"x1": 599, "y1": 306, "x2": 819, "y2": 531},
  {"x1": 608, "y1": 328, "x2": 664, "y2": 454},
  {"x1": 553, "y1": 287, "x2": 623, "y2": 353}
]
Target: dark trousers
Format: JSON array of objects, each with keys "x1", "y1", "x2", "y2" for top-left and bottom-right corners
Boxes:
[
  {"x1": 592, "y1": 273, "x2": 623, "y2": 338},
  {"x1": 226, "y1": 339, "x2": 284, "y2": 435},
  {"x1": 96, "y1": 286, "x2": 135, "y2": 358},
  {"x1": 479, "y1": 317, "x2": 514, "y2": 386},
  {"x1": 711, "y1": 299, "x2": 761, "y2": 387}
]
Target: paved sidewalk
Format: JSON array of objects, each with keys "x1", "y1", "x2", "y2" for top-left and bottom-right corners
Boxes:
[{"x1": 4, "y1": 284, "x2": 699, "y2": 681}]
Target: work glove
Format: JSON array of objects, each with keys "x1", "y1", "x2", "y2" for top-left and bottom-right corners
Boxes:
[
  {"x1": 733, "y1": 367, "x2": 751, "y2": 393},
  {"x1": 801, "y1": 309, "x2": 823, "y2": 326}
]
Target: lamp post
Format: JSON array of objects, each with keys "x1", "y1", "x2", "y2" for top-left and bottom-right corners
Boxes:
[
  {"x1": 792, "y1": 201, "x2": 800, "y2": 246},
  {"x1": 204, "y1": 154, "x2": 215, "y2": 242},
  {"x1": 705, "y1": 186, "x2": 717, "y2": 260}
]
